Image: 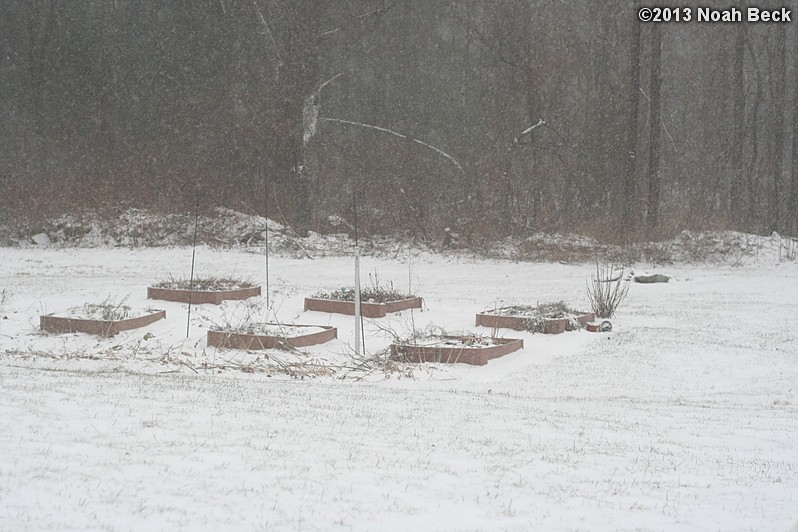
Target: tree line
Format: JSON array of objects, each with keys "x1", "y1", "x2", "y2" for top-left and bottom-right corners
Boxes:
[{"x1": 1, "y1": 0, "x2": 796, "y2": 243}]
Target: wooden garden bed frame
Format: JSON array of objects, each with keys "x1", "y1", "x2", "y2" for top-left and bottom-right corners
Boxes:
[
  {"x1": 207, "y1": 324, "x2": 337, "y2": 350},
  {"x1": 304, "y1": 296, "x2": 422, "y2": 318},
  {"x1": 40, "y1": 310, "x2": 166, "y2": 337},
  {"x1": 475, "y1": 310, "x2": 595, "y2": 334},
  {"x1": 390, "y1": 336, "x2": 523, "y2": 366},
  {"x1": 148, "y1": 285, "x2": 261, "y2": 305}
]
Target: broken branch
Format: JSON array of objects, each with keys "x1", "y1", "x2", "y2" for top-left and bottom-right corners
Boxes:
[{"x1": 319, "y1": 117, "x2": 465, "y2": 177}]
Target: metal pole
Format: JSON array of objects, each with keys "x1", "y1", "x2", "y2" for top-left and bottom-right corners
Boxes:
[
  {"x1": 263, "y1": 167, "x2": 270, "y2": 318},
  {"x1": 353, "y1": 192, "x2": 364, "y2": 357},
  {"x1": 354, "y1": 245, "x2": 362, "y2": 356}
]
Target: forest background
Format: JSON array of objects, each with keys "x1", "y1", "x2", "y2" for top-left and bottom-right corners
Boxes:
[{"x1": 1, "y1": 0, "x2": 797, "y2": 244}]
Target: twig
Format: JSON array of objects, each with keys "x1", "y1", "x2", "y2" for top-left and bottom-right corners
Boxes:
[
  {"x1": 253, "y1": 0, "x2": 282, "y2": 66},
  {"x1": 317, "y1": 0, "x2": 399, "y2": 38},
  {"x1": 316, "y1": 72, "x2": 342, "y2": 100},
  {"x1": 180, "y1": 361, "x2": 198, "y2": 374}
]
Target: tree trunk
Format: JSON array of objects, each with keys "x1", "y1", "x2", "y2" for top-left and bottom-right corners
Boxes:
[
  {"x1": 771, "y1": 24, "x2": 786, "y2": 233},
  {"x1": 646, "y1": 24, "x2": 662, "y2": 238},
  {"x1": 594, "y1": 8, "x2": 615, "y2": 218},
  {"x1": 270, "y1": 83, "x2": 309, "y2": 229},
  {"x1": 261, "y1": 3, "x2": 323, "y2": 234},
  {"x1": 622, "y1": 2, "x2": 641, "y2": 240},
  {"x1": 791, "y1": 25, "x2": 798, "y2": 236},
  {"x1": 730, "y1": 25, "x2": 746, "y2": 228},
  {"x1": 26, "y1": 0, "x2": 57, "y2": 164},
  {"x1": 523, "y1": 60, "x2": 544, "y2": 227}
]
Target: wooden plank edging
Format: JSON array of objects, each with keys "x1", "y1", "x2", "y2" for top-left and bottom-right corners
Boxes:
[
  {"x1": 207, "y1": 324, "x2": 338, "y2": 350},
  {"x1": 148, "y1": 285, "x2": 261, "y2": 305},
  {"x1": 475, "y1": 311, "x2": 595, "y2": 334},
  {"x1": 390, "y1": 336, "x2": 523, "y2": 366},
  {"x1": 304, "y1": 297, "x2": 422, "y2": 318},
  {"x1": 40, "y1": 310, "x2": 166, "y2": 337}
]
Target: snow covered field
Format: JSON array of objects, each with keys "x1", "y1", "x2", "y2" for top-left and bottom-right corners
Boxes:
[{"x1": 1, "y1": 246, "x2": 797, "y2": 530}]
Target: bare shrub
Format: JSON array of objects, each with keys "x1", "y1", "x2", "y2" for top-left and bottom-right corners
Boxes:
[{"x1": 586, "y1": 264, "x2": 630, "y2": 318}]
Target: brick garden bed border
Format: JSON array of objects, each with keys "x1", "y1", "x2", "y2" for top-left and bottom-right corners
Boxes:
[
  {"x1": 207, "y1": 324, "x2": 337, "y2": 351},
  {"x1": 390, "y1": 336, "x2": 524, "y2": 366},
  {"x1": 304, "y1": 296, "x2": 422, "y2": 318},
  {"x1": 475, "y1": 311, "x2": 595, "y2": 334},
  {"x1": 147, "y1": 285, "x2": 261, "y2": 305},
  {"x1": 40, "y1": 310, "x2": 166, "y2": 337}
]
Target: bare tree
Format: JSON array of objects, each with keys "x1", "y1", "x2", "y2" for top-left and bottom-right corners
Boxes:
[{"x1": 254, "y1": 0, "x2": 396, "y2": 233}]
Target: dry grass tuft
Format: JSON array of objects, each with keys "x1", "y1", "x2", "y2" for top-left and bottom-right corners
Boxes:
[{"x1": 152, "y1": 275, "x2": 254, "y2": 291}]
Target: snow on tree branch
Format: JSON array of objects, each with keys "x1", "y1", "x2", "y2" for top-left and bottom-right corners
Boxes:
[
  {"x1": 318, "y1": 0, "x2": 399, "y2": 38},
  {"x1": 319, "y1": 117, "x2": 465, "y2": 176},
  {"x1": 303, "y1": 73, "x2": 343, "y2": 146},
  {"x1": 514, "y1": 119, "x2": 546, "y2": 144}
]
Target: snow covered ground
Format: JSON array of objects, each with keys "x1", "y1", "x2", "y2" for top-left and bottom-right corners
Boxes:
[{"x1": 1, "y1": 245, "x2": 797, "y2": 530}]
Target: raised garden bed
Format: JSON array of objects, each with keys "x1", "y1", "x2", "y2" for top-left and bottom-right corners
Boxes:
[
  {"x1": 40, "y1": 304, "x2": 165, "y2": 337},
  {"x1": 148, "y1": 277, "x2": 260, "y2": 305},
  {"x1": 305, "y1": 287, "x2": 421, "y2": 318},
  {"x1": 390, "y1": 335, "x2": 523, "y2": 366},
  {"x1": 476, "y1": 302, "x2": 594, "y2": 334},
  {"x1": 207, "y1": 324, "x2": 337, "y2": 351}
]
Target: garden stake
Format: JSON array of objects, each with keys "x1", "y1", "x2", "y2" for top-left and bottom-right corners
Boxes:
[{"x1": 186, "y1": 183, "x2": 200, "y2": 338}]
